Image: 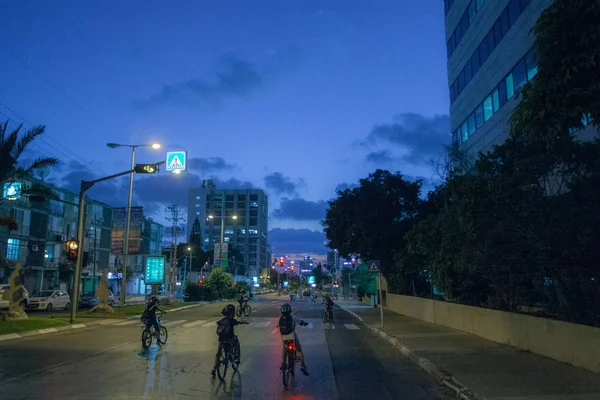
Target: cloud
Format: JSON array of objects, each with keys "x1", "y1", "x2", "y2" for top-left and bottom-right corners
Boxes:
[
  {"x1": 135, "y1": 54, "x2": 264, "y2": 109},
  {"x1": 134, "y1": 172, "x2": 254, "y2": 205},
  {"x1": 365, "y1": 113, "x2": 451, "y2": 165},
  {"x1": 264, "y1": 172, "x2": 302, "y2": 195},
  {"x1": 272, "y1": 197, "x2": 328, "y2": 221},
  {"x1": 58, "y1": 161, "x2": 129, "y2": 207},
  {"x1": 365, "y1": 150, "x2": 394, "y2": 164},
  {"x1": 188, "y1": 157, "x2": 235, "y2": 173},
  {"x1": 269, "y1": 228, "x2": 327, "y2": 255},
  {"x1": 135, "y1": 45, "x2": 303, "y2": 110}
]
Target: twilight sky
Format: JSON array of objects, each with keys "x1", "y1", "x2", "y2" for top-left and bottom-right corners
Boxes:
[{"x1": 0, "y1": 0, "x2": 450, "y2": 256}]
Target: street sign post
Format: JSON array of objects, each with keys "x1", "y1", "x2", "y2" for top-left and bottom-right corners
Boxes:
[
  {"x1": 145, "y1": 256, "x2": 166, "y2": 286},
  {"x1": 166, "y1": 151, "x2": 187, "y2": 172},
  {"x1": 367, "y1": 259, "x2": 384, "y2": 327}
]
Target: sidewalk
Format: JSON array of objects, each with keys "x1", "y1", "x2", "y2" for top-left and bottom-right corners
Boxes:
[{"x1": 336, "y1": 299, "x2": 600, "y2": 400}]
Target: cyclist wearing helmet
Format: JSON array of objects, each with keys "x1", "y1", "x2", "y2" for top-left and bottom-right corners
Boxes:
[
  {"x1": 238, "y1": 290, "x2": 249, "y2": 308},
  {"x1": 211, "y1": 304, "x2": 245, "y2": 377},
  {"x1": 142, "y1": 296, "x2": 166, "y2": 338},
  {"x1": 278, "y1": 303, "x2": 309, "y2": 375}
]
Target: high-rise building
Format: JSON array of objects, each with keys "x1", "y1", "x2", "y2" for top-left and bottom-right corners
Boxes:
[
  {"x1": 188, "y1": 180, "x2": 268, "y2": 277},
  {"x1": 446, "y1": 0, "x2": 596, "y2": 155}
]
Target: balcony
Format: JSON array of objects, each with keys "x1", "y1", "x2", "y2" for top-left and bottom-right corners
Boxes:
[
  {"x1": 10, "y1": 224, "x2": 30, "y2": 237},
  {"x1": 46, "y1": 230, "x2": 65, "y2": 242}
]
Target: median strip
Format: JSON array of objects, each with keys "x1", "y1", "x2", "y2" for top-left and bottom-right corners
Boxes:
[{"x1": 0, "y1": 301, "x2": 211, "y2": 344}]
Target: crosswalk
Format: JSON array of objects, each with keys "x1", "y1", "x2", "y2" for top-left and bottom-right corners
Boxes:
[{"x1": 108, "y1": 317, "x2": 364, "y2": 332}]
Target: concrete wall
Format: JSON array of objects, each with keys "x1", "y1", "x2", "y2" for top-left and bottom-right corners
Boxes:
[{"x1": 385, "y1": 294, "x2": 600, "y2": 373}]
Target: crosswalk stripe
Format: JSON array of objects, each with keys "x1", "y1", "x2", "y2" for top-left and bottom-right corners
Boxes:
[
  {"x1": 115, "y1": 320, "x2": 139, "y2": 326},
  {"x1": 162, "y1": 319, "x2": 186, "y2": 327},
  {"x1": 182, "y1": 320, "x2": 207, "y2": 328},
  {"x1": 270, "y1": 327, "x2": 279, "y2": 335},
  {"x1": 253, "y1": 320, "x2": 271, "y2": 328},
  {"x1": 344, "y1": 324, "x2": 359, "y2": 330}
]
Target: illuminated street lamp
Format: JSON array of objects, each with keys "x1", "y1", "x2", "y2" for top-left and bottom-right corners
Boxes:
[{"x1": 106, "y1": 142, "x2": 161, "y2": 306}]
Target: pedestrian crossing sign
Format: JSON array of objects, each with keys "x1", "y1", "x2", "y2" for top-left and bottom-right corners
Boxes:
[
  {"x1": 166, "y1": 151, "x2": 187, "y2": 172},
  {"x1": 367, "y1": 260, "x2": 381, "y2": 273}
]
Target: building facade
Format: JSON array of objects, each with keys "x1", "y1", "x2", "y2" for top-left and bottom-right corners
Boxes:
[
  {"x1": 188, "y1": 180, "x2": 268, "y2": 278},
  {"x1": 0, "y1": 178, "x2": 114, "y2": 294},
  {"x1": 109, "y1": 207, "x2": 163, "y2": 295},
  {"x1": 447, "y1": 0, "x2": 596, "y2": 155}
]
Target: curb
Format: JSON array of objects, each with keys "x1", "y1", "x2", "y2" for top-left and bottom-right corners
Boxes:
[
  {"x1": 340, "y1": 306, "x2": 480, "y2": 400},
  {"x1": 0, "y1": 301, "x2": 209, "y2": 343}
]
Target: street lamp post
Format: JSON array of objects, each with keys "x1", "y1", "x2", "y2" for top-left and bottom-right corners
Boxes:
[
  {"x1": 186, "y1": 246, "x2": 193, "y2": 284},
  {"x1": 107, "y1": 142, "x2": 161, "y2": 307},
  {"x1": 208, "y1": 214, "x2": 237, "y2": 268}
]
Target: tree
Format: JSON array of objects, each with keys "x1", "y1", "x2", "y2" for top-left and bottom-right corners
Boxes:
[
  {"x1": 510, "y1": 0, "x2": 600, "y2": 144},
  {"x1": 0, "y1": 121, "x2": 58, "y2": 228},
  {"x1": 322, "y1": 169, "x2": 424, "y2": 293},
  {"x1": 311, "y1": 265, "x2": 328, "y2": 288},
  {"x1": 205, "y1": 267, "x2": 234, "y2": 299},
  {"x1": 188, "y1": 217, "x2": 202, "y2": 247}
]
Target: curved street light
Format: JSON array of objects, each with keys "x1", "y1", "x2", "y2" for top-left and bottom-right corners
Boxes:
[{"x1": 106, "y1": 142, "x2": 161, "y2": 306}]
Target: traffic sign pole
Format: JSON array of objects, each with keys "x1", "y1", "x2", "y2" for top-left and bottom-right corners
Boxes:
[{"x1": 378, "y1": 272, "x2": 384, "y2": 328}]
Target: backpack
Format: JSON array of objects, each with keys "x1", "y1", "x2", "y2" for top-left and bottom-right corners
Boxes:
[
  {"x1": 216, "y1": 318, "x2": 232, "y2": 338},
  {"x1": 278, "y1": 314, "x2": 294, "y2": 335},
  {"x1": 141, "y1": 310, "x2": 149, "y2": 325}
]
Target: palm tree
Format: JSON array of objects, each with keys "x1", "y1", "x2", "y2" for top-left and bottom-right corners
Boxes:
[{"x1": 0, "y1": 121, "x2": 59, "y2": 228}]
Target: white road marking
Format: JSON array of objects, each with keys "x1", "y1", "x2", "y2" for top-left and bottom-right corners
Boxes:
[
  {"x1": 253, "y1": 320, "x2": 271, "y2": 328},
  {"x1": 182, "y1": 320, "x2": 207, "y2": 328},
  {"x1": 115, "y1": 320, "x2": 139, "y2": 326},
  {"x1": 344, "y1": 324, "x2": 359, "y2": 330},
  {"x1": 162, "y1": 319, "x2": 186, "y2": 327}
]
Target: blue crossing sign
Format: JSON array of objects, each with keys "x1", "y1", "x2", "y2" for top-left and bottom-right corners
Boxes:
[{"x1": 166, "y1": 151, "x2": 187, "y2": 172}]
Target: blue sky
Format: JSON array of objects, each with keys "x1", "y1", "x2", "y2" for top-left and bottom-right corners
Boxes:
[{"x1": 0, "y1": 0, "x2": 450, "y2": 256}]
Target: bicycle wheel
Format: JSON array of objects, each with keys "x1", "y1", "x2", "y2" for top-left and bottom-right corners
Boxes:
[
  {"x1": 232, "y1": 340, "x2": 241, "y2": 371},
  {"x1": 236, "y1": 305, "x2": 242, "y2": 317},
  {"x1": 322, "y1": 309, "x2": 329, "y2": 323},
  {"x1": 243, "y1": 304, "x2": 251, "y2": 317},
  {"x1": 158, "y1": 326, "x2": 168, "y2": 344},
  {"x1": 282, "y1": 357, "x2": 290, "y2": 387},
  {"x1": 217, "y1": 350, "x2": 229, "y2": 381},
  {"x1": 329, "y1": 310, "x2": 334, "y2": 323},
  {"x1": 141, "y1": 328, "x2": 153, "y2": 349}
]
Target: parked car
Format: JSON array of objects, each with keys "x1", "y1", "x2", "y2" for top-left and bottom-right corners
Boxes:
[
  {"x1": 0, "y1": 284, "x2": 30, "y2": 311},
  {"x1": 79, "y1": 290, "x2": 115, "y2": 308},
  {"x1": 27, "y1": 290, "x2": 71, "y2": 311}
]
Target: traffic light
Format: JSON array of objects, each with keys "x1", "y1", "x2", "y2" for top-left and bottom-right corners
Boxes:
[
  {"x1": 351, "y1": 258, "x2": 355, "y2": 268},
  {"x1": 134, "y1": 164, "x2": 158, "y2": 174},
  {"x1": 279, "y1": 257, "x2": 284, "y2": 266},
  {"x1": 66, "y1": 240, "x2": 79, "y2": 261},
  {"x1": 291, "y1": 266, "x2": 294, "y2": 273}
]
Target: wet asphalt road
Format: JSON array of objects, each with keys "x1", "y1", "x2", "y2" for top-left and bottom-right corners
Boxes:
[{"x1": 0, "y1": 296, "x2": 451, "y2": 400}]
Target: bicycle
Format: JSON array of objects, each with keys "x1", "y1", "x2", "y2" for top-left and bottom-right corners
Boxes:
[
  {"x1": 322, "y1": 307, "x2": 334, "y2": 323},
  {"x1": 141, "y1": 311, "x2": 168, "y2": 349},
  {"x1": 281, "y1": 321, "x2": 308, "y2": 388},
  {"x1": 215, "y1": 321, "x2": 249, "y2": 381},
  {"x1": 236, "y1": 302, "x2": 251, "y2": 317}
]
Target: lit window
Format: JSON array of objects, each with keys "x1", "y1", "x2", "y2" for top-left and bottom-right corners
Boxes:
[
  {"x1": 506, "y1": 73, "x2": 515, "y2": 99},
  {"x1": 468, "y1": 114, "x2": 476, "y2": 136},
  {"x1": 461, "y1": 122, "x2": 469, "y2": 143},
  {"x1": 6, "y1": 238, "x2": 19, "y2": 260},
  {"x1": 195, "y1": 204, "x2": 200, "y2": 208},
  {"x1": 196, "y1": 212, "x2": 200, "y2": 215},
  {"x1": 196, "y1": 196, "x2": 200, "y2": 200},
  {"x1": 492, "y1": 89, "x2": 500, "y2": 112},
  {"x1": 483, "y1": 95, "x2": 493, "y2": 121},
  {"x1": 474, "y1": 105, "x2": 484, "y2": 128}
]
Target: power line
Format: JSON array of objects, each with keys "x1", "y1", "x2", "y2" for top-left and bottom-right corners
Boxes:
[{"x1": 0, "y1": 103, "x2": 122, "y2": 192}]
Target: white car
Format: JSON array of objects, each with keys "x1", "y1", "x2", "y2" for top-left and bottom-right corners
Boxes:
[
  {"x1": 27, "y1": 290, "x2": 71, "y2": 311},
  {"x1": 0, "y1": 284, "x2": 30, "y2": 311}
]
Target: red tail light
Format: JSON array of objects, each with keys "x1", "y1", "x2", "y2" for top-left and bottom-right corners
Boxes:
[{"x1": 287, "y1": 342, "x2": 295, "y2": 351}]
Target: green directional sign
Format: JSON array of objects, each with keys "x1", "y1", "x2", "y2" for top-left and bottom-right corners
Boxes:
[
  {"x1": 166, "y1": 151, "x2": 187, "y2": 172},
  {"x1": 145, "y1": 256, "x2": 166, "y2": 284}
]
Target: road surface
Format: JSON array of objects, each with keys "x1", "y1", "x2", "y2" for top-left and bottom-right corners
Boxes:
[{"x1": 0, "y1": 296, "x2": 452, "y2": 399}]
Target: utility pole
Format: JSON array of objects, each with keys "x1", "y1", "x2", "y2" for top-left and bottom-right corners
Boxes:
[
  {"x1": 165, "y1": 205, "x2": 185, "y2": 292},
  {"x1": 86, "y1": 229, "x2": 98, "y2": 291}
]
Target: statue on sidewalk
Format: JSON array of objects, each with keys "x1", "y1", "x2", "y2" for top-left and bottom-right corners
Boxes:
[
  {"x1": 91, "y1": 268, "x2": 114, "y2": 313},
  {"x1": 1, "y1": 263, "x2": 28, "y2": 320}
]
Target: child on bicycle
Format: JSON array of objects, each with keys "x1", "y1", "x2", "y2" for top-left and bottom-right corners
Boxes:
[
  {"x1": 278, "y1": 303, "x2": 309, "y2": 375},
  {"x1": 142, "y1": 295, "x2": 167, "y2": 338},
  {"x1": 211, "y1": 304, "x2": 246, "y2": 377}
]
